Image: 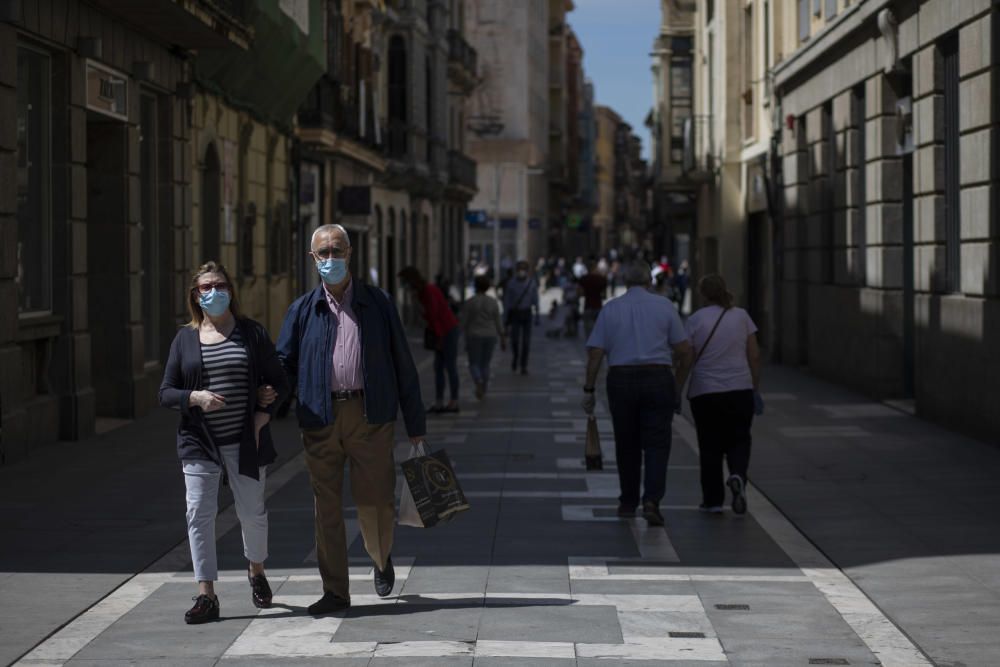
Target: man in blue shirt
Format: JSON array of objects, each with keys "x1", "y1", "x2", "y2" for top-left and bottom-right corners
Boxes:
[
  {"x1": 502, "y1": 260, "x2": 540, "y2": 375},
  {"x1": 582, "y1": 261, "x2": 692, "y2": 526}
]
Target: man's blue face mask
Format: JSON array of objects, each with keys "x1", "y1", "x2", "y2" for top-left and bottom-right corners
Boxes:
[{"x1": 316, "y1": 257, "x2": 348, "y2": 285}]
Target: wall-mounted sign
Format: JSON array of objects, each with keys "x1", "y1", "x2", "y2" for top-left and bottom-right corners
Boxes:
[{"x1": 85, "y1": 61, "x2": 128, "y2": 121}]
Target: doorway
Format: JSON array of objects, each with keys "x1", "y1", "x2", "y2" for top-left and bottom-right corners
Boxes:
[
  {"x1": 747, "y1": 212, "x2": 769, "y2": 347},
  {"x1": 201, "y1": 144, "x2": 221, "y2": 262},
  {"x1": 87, "y1": 117, "x2": 130, "y2": 419}
]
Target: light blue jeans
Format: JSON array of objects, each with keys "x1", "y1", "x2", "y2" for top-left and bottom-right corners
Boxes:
[{"x1": 183, "y1": 444, "x2": 268, "y2": 582}]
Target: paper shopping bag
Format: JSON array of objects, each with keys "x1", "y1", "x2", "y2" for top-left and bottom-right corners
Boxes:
[
  {"x1": 585, "y1": 415, "x2": 603, "y2": 471},
  {"x1": 399, "y1": 443, "x2": 469, "y2": 528}
]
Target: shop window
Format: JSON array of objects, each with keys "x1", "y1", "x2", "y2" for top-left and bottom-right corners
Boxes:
[{"x1": 16, "y1": 45, "x2": 52, "y2": 314}]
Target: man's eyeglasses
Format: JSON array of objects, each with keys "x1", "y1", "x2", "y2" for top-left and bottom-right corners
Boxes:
[
  {"x1": 312, "y1": 246, "x2": 348, "y2": 260},
  {"x1": 196, "y1": 281, "x2": 230, "y2": 294}
]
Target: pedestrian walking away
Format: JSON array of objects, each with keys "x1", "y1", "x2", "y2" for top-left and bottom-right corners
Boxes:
[
  {"x1": 578, "y1": 259, "x2": 608, "y2": 337},
  {"x1": 460, "y1": 275, "x2": 507, "y2": 400},
  {"x1": 503, "y1": 260, "x2": 540, "y2": 374},
  {"x1": 158, "y1": 261, "x2": 290, "y2": 625},
  {"x1": 400, "y1": 266, "x2": 461, "y2": 414},
  {"x1": 582, "y1": 261, "x2": 693, "y2": 527},
  {"x1": 685, "y1": 274, "x2": 763, "y2": 516},
  {"x1": 276, "y1": 224, "x2": 426, "y2": 615}
]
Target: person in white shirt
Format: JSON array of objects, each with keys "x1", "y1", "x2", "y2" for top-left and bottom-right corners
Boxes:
[
  {"x1": 581, "y1": 262, "x2": 693, "y2": 526},
  {"x1": 685, "y1": 274, "x2": 763, "y2": 516}
]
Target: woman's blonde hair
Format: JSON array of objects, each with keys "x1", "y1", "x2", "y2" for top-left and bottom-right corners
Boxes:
[
  {"x1": 699, "y1": 274, "x2": 733, "y2": 309},
  {"x1": 186, "y1": 261, "x2": 241, "y2": 328}
]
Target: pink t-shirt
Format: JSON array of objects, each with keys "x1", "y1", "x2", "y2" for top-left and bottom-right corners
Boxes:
[{"x1": 685, "y1": 305, "x2": 757, "y2": 398}]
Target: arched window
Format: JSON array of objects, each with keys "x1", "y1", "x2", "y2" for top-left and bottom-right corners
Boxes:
[{"x1": 201, "y1": 143, "x2": 221, "y2": 262}]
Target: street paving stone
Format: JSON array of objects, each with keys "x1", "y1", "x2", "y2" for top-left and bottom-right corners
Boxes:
[{"x1": 7, "y1": 322, "x2": 949, "y2": 665}]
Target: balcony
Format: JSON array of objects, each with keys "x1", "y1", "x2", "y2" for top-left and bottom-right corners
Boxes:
[
  {"x1": 447, "y1": 29, "x2": 478, "y2": 91},
  {"x1": 87, "y1": 0, "x2": 253, "y2": 49},
  {"x1": 681, "y1": 115, "x2": 715, "y2": 183},
  {"x1": 297, "y1": 77, "x2": 385, "y2": 167},
  {"x1": 447, "y1": 150, "x2": 477, "y2": 193}
]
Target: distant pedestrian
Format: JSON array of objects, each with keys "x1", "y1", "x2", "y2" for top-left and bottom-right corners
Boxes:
[
  {"x1": 159, "y1": 261, "x2": 290, "y2": 624},
  {"x1": 582, "y1": 262, "x2": 693, "y2": 526},
  {"x1": 674, "y1": 260, "x2": 690, "y2": 312},
  {"x1": 685, "y1": 274, "x2": 762, "y2": 516},
  {"x1": 577, "y1": 260, "x2": 608, "y2": 337},
  {"x1": 572, "y1": 256, "x2": 587, "y2": 280},
  {"x1": 400, "y1": 266, "x2": 461, "y2": 414},
  {"x1": 461, "y1": 275, "x2": 506, "y2": 399},
  {"x1": 277, "y1": 224, "x2": 425, "y2": 615},
  {"x1": 502, "y1": 260, "x2": 540, "y2": 375}
]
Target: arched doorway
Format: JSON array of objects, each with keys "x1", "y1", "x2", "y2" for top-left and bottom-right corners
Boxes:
[{"x1": 201, "y1": 143, "x2": 221, "y2": 263}]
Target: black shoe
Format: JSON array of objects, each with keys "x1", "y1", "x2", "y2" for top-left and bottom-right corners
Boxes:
[
  {"x1": 616, "y1": 504, "x2": 636, "y2": 518},
  {"x1": 307, "y1": 592, "x2": 351, "y2": 615},
  {"x1": 184, "y1": 594, "x2": 219, "y2": 625},
  {"x1": 374, "y1": 556, "x2": 395, "y2": 597},
  {"x1": 728, "y1": 475, "x2": 748, "y2": 515},
  {"x1": 642, "y1": 501, "x2": 664, "y2": 527},
  {"x1": 248, "y1": 569, "x2": 272, "y2": 609}
]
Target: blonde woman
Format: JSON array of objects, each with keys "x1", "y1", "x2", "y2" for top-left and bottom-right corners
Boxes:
[{"x1": 159, "y1": 261, "x2": 289, "y2": 623}]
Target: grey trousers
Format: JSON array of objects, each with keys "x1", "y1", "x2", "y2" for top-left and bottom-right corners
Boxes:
[{"x1": 183, "y1": 444, "x2": 268, "y2": 582}]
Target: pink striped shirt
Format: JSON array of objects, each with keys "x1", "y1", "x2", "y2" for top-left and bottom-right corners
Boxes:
[{"x1": 324, "y1": 281, "x2": 364, "y2": 391}]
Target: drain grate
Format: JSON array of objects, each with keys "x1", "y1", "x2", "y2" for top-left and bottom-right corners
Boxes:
[
  {"x1": 668, "y1": 631, "x2": 706, "y2": 638},
  {"x1": 808, "y1": 660, "x2": 850, "y2": 665},
  {"x1": 714, "y1": 603, "x2": 750, "y2": 611}
]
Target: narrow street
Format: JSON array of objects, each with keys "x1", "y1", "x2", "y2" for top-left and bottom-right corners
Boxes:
[{"x1": 5, "y1": 318, "x2": 999, "y2": 666}]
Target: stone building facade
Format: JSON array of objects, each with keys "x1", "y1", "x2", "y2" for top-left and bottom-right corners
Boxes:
[
  {"x1": 1, "y1": 0, "x2": 247, "y2": 460},
  {"x1": 774, "y1": 0, "x2": 1000, "y2": 439}
]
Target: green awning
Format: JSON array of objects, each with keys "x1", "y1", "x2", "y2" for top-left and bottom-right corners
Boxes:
[{"x1": 194, "y1": 1, "x2": 325, "y2": 130}]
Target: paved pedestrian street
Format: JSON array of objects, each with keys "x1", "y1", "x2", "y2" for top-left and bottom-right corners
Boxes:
[{"x1": 8, "y1": 330, "x2": 944, "y2": 667}]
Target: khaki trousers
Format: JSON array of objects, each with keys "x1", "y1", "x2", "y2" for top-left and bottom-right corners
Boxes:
[{"x1": 302, "y1": 397, "x2": 395, "y2": 601}]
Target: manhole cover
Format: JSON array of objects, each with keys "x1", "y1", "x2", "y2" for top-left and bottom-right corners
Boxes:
[
  {"x1": 668, "y1": 631, "x2": 705, "y2": 638},
  {"x1": 808, "y1": 660, "x2": 849, "y2": 666},
  {"x1": 714, "y1": 604, "x2": 750, "y2": 611}
]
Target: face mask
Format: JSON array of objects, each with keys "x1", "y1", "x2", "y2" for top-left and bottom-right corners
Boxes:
[
  {"x1": 199, "y1": 289, "x2": 231, "y2": 317},
  {"x1": 316, "y1": 257, "x2": 348, "y2": 285}
]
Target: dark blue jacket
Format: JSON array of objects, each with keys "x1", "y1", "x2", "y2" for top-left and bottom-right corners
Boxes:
[
  {"x1": 158, "y1": 318, "x2": 290, "y2": 480},
  {"x1": 276, "y1": 281, "x2": 426, "y2": 437}
]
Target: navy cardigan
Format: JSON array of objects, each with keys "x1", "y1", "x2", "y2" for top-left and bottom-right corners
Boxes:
[{"x1": 158, "y1": 318, "x2": 290, "y2": 480}]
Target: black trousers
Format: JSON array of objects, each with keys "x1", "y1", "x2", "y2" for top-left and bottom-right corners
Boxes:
[
  {"x1": 508, "y1": 312, "x2": 532, "y2": 370},
  {"x1": 689, "y1": 389, "x2": 754, "y2": 507},
  {"x1": 606, "y1": 366, "x2": 675, "y2": 508}
]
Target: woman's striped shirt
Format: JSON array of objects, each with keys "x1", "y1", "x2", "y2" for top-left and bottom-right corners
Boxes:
[{"x1": 201, "y1": 327, "x2": 250, "y2": 446}]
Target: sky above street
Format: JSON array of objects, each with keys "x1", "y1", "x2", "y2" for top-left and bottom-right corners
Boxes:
[{"x1": 570, "y1": 0, "x2": 660, "y2": 160}]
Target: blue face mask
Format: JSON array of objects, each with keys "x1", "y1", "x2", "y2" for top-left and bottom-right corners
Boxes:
[
  {"x1": 317, "y1": 257, "x2": 348, "y2": 285},
  {"x1": 199, "y1": 288, "x2": 231, "y2": 317}
]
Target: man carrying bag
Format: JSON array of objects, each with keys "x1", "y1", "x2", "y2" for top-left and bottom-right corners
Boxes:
[{"x1": 398, "y1": 442, "x2": 470, "y2": 528}]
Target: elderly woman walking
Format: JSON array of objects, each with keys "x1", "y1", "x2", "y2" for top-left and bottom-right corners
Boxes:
[
  {"x1": 159, "y1": 261, "x2": 289, "y2": 623},
  {"x1": 685, "y1": 275, "x2": 763, "y2": 515}
]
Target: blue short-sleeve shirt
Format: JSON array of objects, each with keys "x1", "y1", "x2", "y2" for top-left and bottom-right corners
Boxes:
[{"x1": 586, "y1": 287, "x2": 689, "y2": 366}]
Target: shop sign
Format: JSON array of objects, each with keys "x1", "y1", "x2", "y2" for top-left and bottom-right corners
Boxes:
[{"x1": 86, "y1": 61, "x2": 128, "y2": 121}]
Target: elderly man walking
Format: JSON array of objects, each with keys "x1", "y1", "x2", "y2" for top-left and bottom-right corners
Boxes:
[
  {"x1": 277, "y1": 224, "x2": 426, "y2": 614},
  {"x1": 582, "y1": 261, "x2": 692, "y2": 526}
]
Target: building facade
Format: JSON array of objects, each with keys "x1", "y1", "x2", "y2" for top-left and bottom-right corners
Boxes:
[
  {"x1": 773, "y1": 0, "x2": 1000, "y2": 439},
  {"x1": 594, "y1": 105, "x2": 621, "y2": 253},
  {"x1": 1, "y1": 0, "x2": 252, "y2": 461},
  {"x1": 465, "y1": 0, "x2": 550, "y2": 270}
]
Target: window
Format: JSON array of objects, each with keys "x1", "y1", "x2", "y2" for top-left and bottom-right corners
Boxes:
[
  {"x1": 742, "y1": 4, "x2": 754, "y2": 140},
  {"x1": 798, "y1": 0, "x2": 810, "y2": 42},
  {"x1": 942, "y1": 35, "x2": 961, "y2": 292},
  {"x1": 853, "y1": 85, "x2": 867, "y2": 285},
  {"x1": 823, "y1": 102, "x2": 835, "y2": 284},
  {"x1": 813, "y1": 0, "x2": 822, "y2": 16},
  {"x1": 825, "y1": 0, "x2": 837, "y2": 20},
  {"x1": 268, "y1": 203, "x2": 290, "y2": 275},
  {"x1": 16, "y1": 45, "x2": 52, "y2": 314},
  {"x1": 140, "y1": 93, "x2": 160, "y2": 360}
]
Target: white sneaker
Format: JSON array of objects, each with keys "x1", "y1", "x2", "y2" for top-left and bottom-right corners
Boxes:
[{"x1": 728, "y1": 475, "x2": 747, "y2": 515}]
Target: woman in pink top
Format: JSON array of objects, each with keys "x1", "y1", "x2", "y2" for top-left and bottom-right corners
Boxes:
[
  {"x1": 684, "y1": 275, "x2": 763, "y2": 515},
  {"x1": 399, "y1": 266, "x2": 460, "y2": 413}
]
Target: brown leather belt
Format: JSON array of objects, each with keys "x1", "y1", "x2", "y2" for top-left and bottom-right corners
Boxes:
[{"x1": 332, "y1": 389, "x2": 364, "y2": 402}]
